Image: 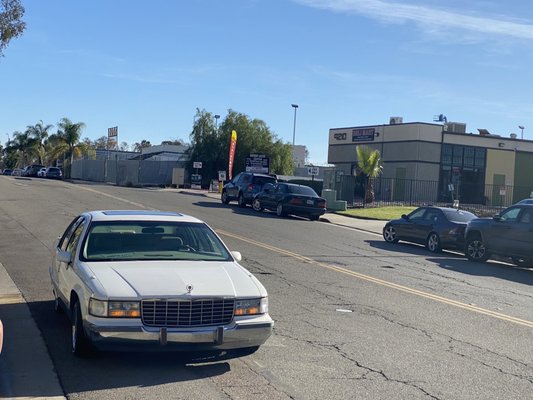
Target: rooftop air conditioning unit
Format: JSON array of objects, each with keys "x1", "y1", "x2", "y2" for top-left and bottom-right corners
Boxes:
[
  {"x1": 445, "y1": 122, "x2": 467, "y2": 133},
  {"x1": 510, "y1": 133, "x2": 518, "y2": 139},
  {"x1": 389, "y1": 116, "x2": 403, "y2": 125}
]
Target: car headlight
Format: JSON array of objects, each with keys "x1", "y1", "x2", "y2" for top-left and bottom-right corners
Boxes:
[
  {"x1": 89, "y1": 299, "x2": 140, "y2": 318},
  {"x1": 235, "y1": 297, "x2": 268, "y2": 316}
]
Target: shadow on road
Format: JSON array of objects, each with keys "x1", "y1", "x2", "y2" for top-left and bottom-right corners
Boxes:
[
  {"x1": 367, "y1": 240, "x2": 533, "y2": 285},
  {"x1": 5, "y1": 299, "x2": 250, "y2": 396}
]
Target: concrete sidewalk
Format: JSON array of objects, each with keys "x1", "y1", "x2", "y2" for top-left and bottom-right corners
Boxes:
[
  {"x1": 0, "y1": 189, "x2": 385, "y2": 400},
  {"x1": 0, "y1": 264, "x2": 65, "y2": 400}
]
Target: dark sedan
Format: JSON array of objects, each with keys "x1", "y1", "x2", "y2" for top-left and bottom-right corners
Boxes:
[
  {"x1": 382, "y1": 206, "x2": 477, "y2": 253},
  {"x1": 252, "y1": 182, "x2": 326, "y2": 221}
]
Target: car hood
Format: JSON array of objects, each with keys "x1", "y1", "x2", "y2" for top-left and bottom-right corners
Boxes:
[{"x1": 83, "y1": 260, "x2": 266, "y2": 299}]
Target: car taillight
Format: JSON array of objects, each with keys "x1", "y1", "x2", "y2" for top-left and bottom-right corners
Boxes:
[{"x1": 318, "y1": 200, "x2": 326, "y2": 208}]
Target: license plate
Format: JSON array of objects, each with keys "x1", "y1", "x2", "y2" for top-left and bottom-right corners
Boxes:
[{"x1": 306, "y1": 200, "x2": 314, "y2": 205}]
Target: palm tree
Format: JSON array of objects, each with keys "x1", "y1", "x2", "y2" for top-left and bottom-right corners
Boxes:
[
  {"x1": 355, "y1": 145, "x2": 383, "y2": 203},
  {"x1": 56, "y1": 118, "x2": 86, "y2": 178},
  {"x1": 26, "y1": 120, "x2": 53, "y2": 164}
]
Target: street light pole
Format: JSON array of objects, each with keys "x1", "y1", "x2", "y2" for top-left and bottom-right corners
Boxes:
[
  {"x1": 291, "y1": 104, "x2": 298, "y2": 147},
  {"x1": 519, "y1": 125, "x2": 525, "y2": 140},
  {"x1": 214, "y1": 114, "x2": 220, "y2": 130}
]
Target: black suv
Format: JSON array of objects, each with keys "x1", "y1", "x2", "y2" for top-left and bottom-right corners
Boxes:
[
  {"x1": 465, "y1": 204, "x2": 533, "y2": 266},
  {"x1": 221, "y1": 172, "x2": 277, "y2": 207}
]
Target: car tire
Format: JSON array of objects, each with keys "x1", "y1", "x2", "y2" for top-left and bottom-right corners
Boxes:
[
  {"x1": 252, "y1": 198, "x2": 263, "y2": 212},
  {"x1": 465, "y1": 235, "x2": 490, "y2": 262},
  {"x1": 426, "y1": 232, "x2": 441, "y2": 253},
  {"x1": 276, "y1": 203, "x2": 286, "y2": 217},
  {"x1": 238, "y1": 193, "x2": 246, "y2": 208},
  {"x1": 383, "y1": 225, "x2": 399, "y2": 243},
  {"x1": 71, "y1": 300, "x2": 92, "y2": 357},
  {"x1": 221, "y1": 191, "x2": 229, "y2": 204}
]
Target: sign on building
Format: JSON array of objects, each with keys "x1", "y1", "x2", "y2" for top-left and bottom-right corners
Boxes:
[
  {"x1": 193, "y1": 161, "x2": 202, "y2": 169},
  {"x1": 352, "y1": 128, "x2": 375, "y2": 142}
]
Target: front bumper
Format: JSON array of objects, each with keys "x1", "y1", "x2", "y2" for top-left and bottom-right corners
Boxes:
[{"x1": 84, "y1": 314, "x2": 274, "y2": 351}]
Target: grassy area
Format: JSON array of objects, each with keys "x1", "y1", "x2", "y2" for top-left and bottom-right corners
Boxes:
[{"x1": 337, "y1": 206, "x2": 417, "y2": 221}]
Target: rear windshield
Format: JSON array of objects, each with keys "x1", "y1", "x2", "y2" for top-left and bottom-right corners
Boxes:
[
  {"x1": 443, "y1": 209, "x2": 477, "y2": 223},
  {"x1": 253, "y1": 176, "x2": 276, "y2": 185},
  {"x1": 81, "y1": 221, "x2": 231, "y2": 262},
  {"x1": 287, "y1": 185, "x2": 318, "y2": 196}
]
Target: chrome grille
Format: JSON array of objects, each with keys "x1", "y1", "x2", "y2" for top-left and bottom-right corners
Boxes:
[{"x1": 141, "y1": 298, "x2": 235, "y2": 327}]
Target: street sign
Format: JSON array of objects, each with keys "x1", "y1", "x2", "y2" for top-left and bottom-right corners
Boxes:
[
  {"x1": 245, "y1": 153, "x2": 269, "y2": 174},
  {"x1": 218, "y1": 171, "x2": 227, "y2": 181},
  {"x1": 193, "y1": 161, "x2": 202, "y2": 169},
  {"x1": 307, "y1": 166, "x2": 319, "y2": 176}
]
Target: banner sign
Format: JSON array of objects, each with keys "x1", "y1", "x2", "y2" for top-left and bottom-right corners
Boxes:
[
  {"x1": 108, "y1": 126, "x2": 118, "y2": 137},
  {"x1": 245, "y1": 153, "x2": 269, "y2": 174},
  {"x1": 352, "y1": 128, "x2": 374, "y2": 142},
  {"x1": 228, "y1": 130, "x2": 237, "y2": 180}
]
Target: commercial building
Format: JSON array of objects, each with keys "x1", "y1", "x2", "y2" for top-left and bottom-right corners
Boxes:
[{"x1": 328, "y1": 117, "x2": 533, "y2": 205}]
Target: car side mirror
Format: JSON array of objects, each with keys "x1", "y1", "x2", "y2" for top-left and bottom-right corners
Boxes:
[
  {"x1": 401, "y1": 214, "x2": 408, "y2": 220},
  {"x1": 493, "y1": 214, "x2": 502, "y2": 221},
  {"x1": 57, "y1": 250, "x2": 72, "y2": 264},
  {"x1": 231, "y1": 251, "x2": 242, "y2": 262}
]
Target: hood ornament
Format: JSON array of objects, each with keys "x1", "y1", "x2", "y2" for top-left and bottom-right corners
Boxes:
[{"x1": 186, "y1": 284, "x2": 194, "y2": 294}]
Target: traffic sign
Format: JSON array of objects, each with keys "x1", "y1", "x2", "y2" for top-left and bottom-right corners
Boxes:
[
  {"x1": 193, "y1": 161, "x2": 202, "y2": 169},
  {"x1": 307, "y1": 166, "x2": 319, "y2": 176}
]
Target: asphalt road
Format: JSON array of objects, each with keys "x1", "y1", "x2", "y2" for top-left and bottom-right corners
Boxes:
[{"x1": 0, "y1": 176, "x2": 531, "y2": 399}]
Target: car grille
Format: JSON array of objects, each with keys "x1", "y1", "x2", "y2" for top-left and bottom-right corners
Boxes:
[{"x1": 141, "y1": 298, "x2": 235, "y2": 327}]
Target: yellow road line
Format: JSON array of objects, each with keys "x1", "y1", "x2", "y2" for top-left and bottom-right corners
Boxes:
[{"x1": 217, "y1": 229, "x2": 533, "y2": 329}]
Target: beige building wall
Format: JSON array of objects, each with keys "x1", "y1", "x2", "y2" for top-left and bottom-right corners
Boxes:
[{"x1": 484, "y1": 149, "x2": 516, "y2": 204}]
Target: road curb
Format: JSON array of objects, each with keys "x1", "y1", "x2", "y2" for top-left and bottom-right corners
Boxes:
[{"x1": 0, "y1": 263, "x2": 66, "y2": 400}]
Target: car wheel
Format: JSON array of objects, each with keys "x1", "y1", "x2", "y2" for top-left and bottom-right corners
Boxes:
[
  {"x1": 71, "y1": 300, "x2": 92, "y2": 357},
  {"x1": 465, "y1": 235, "x2": 490, "y2": 262},
  {"x1": 221, "y1": 191, "x2": 229, "y2": 204},
  {"x1": 426, "y1": 232, "x2": 441, "y2": 253},
  {"x1": 252, "y1": 198, "x2": 263, "y2": 212},
  {"x1": 383, "y1": 225, "x2": 399, "y2": 243},
  {"x1": 276, "y1": 203, "x2": 286, "y2": 217},
  {"x1": 238, "y1": 193, "x2": 246, "y2": 208}
]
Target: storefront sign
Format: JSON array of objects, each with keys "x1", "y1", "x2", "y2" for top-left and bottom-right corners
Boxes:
[
  {"x1": 246, "y1": 153, "x2": 269, "y2": 174},
  {"x1": 352, "y1": 128, "x2": 375, "y2": 142}
]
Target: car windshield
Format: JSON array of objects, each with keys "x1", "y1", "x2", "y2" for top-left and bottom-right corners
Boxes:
[
  {"x1": 81, "y1": 221, "x2": 232, "y2": 262},
  {"x1": 287, "y1": 185, "x2": 318, "y2": 196},
  {"x1": 443, "y1": 209, "x2": 477, "y2": 223}
]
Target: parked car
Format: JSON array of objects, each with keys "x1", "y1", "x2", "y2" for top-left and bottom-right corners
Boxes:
[
  {"x1": 37, "y1": 167, "x2": 47, "y2": 177},
  {"x1": 2, "y1": 169, "x2": 13, "y2": 176},
  {"x1": 465, "y1": 204, "x2": 533, "y2": 266},
  {"x1": 50, "y1": 210, "x2": 273, "y2": 357},
  {"x1": 252, "y1": 182, "x2": 326, "y2": 221},
  {"x1": 24, "y1": 164, "x2": 45, "y2": 177},
  {"x1": 11, "y1": 168, "x2": 23, "y2": 176},
  {"x1": 221, "y1": 172, "x2": 277, "y2": 207},
  {"x1": 515, "y1": 198, "x2": 533, "y2": 205},
  {"x1": 45, "y1": 166, "x2": 62, "y2": 179},
  {"x1": 383, "y1": 206, "x2": 477, "y2": 253}
]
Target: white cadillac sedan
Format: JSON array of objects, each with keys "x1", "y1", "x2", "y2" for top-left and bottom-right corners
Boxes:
[{"x1": 49, "y1": 210, "x2": 273, "y2": 357}]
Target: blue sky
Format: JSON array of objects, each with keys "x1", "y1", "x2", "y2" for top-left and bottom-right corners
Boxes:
[{"x1": 2, "y1": 0, "x2": 533, "y2": 165}]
